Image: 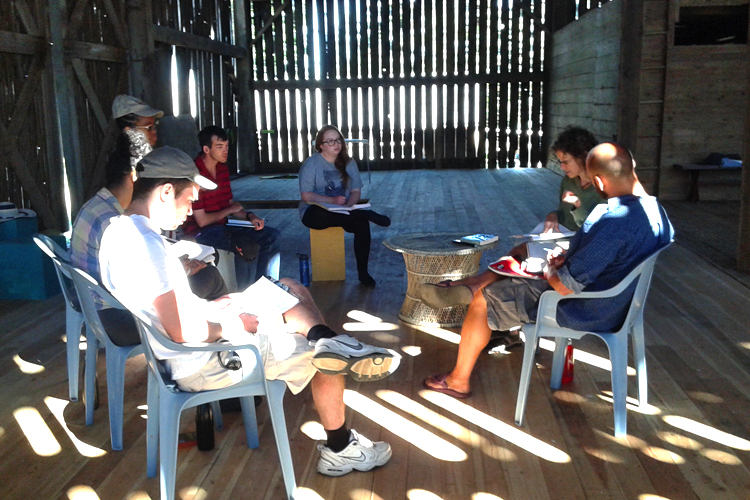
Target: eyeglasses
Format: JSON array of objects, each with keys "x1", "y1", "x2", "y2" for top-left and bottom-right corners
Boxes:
[
  {"x1": 136, "y1": 121, "x2": 159, "y2": 133},
  {"x1": 322, "y1": 138, "x2": 342, "y2": 146}
]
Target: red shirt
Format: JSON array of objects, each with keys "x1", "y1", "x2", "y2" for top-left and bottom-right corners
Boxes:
[{"x1": 181, "y1": 156, "x2": 233, "y2": 235}]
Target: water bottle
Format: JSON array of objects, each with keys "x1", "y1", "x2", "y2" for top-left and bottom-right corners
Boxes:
[
  {"x1": 561, "y1": 340, "x2": 575, "y2": 384},
  {"x1": 298, "y1": 253, "x2": 311, "y2": 286}
]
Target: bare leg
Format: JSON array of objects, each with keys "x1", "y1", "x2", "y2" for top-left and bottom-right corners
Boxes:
[
  {"x1": 279, "y1": 278, "x2": 325, "y2": 335},
  {"x1": 311, "y1": 372, "x2": 346, "y2": 430},
  {"x1": 425, "y1": 288, "x2": 492, "y2": 394},
  {"x1": 435, "y1": 244, "x2": 527, "y2": 293}
]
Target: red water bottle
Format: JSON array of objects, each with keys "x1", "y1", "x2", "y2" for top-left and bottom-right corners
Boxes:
[{"x1": 561, "y1": 340, "x2": 575, "y2": 384}]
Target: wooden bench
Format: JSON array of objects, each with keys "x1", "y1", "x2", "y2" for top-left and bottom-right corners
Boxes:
[{"x1": 674, "y1": 163, "x2": 742, "y2": 201}]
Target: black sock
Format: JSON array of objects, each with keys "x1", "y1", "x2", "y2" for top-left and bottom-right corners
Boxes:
[
  {"x1": 325, "y1": 423, "x2": 351, "y2": 452},
  {"x1": 307, "y1": 324, "x2": 338, "y2": 342}
]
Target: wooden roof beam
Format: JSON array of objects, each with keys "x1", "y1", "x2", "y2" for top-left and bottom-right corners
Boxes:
[{"x1": 152, "y1": 25, "x2": 246, "y2": 59}]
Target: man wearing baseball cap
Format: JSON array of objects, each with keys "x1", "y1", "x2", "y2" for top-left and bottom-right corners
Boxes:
[
  {"x1": 112, "y1": 94, "x2": 164, "y2": 148},
  {"x1": 99, "y1": 147, "x2": 398, "y2": 477}
]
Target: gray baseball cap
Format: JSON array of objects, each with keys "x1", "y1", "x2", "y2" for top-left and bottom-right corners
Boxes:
[
  {"x1": 112, "y1": 94, "x2": 164, "y2": 119},
  {"x1": 137, "y1": 147, "x2": 217, "y2": 190}
]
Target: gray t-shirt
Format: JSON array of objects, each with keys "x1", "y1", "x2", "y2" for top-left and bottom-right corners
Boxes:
[{"x1": 298, "y1": 152, "x2": 363, "y2": 217}]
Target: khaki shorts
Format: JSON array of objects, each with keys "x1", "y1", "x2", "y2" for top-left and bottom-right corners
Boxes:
[
  {"x1": 482, "y1": 278, "x2": 550, "y2": 331},
  {"x1": 176, "y1": 331, "x2": 316, "y2": 394}
]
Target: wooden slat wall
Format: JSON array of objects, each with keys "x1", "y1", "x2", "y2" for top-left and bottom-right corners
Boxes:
[
  {"x1": 248, "y1": 0, "x2": 549, "y2": 173},
  {"x1": 151, "y1": 0, "x2": 239, "y2": 170},
  {"x1": 551, "y1": 0, "x2": 615, "y2": 31}
]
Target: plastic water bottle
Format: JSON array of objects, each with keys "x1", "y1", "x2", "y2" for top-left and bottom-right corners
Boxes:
[
  {"x1": 561, "y1": 340, "x2": 575, "y2": 384},
  {"x1": 298, "y1": 253, "x2": 311, "y2": 286}
]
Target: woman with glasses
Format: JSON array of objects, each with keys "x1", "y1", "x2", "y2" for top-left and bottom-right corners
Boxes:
[
  {"x1": 299, "y1": 125, "x2": 391, "y2": 286},
  {"x1": 418, "y1": 126, "x2": 603, "y2": 314}
]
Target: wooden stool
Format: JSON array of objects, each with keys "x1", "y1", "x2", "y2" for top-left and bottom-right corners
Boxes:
[{"x1": 310, "y1": 227, "x2": 345, "y2": 281}]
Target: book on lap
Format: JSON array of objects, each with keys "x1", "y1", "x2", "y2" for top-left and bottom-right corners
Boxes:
[{"x1": 310, "y1": 202, "x2": 371, "y2": 214}]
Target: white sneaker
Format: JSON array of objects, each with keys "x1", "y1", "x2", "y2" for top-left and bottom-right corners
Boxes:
[
  {"x1": 317, "y1": 430, "x2": 392, "y2": 476},
  {"x1": 312, "y1": 334, "x2": 399, "y2": 382}
]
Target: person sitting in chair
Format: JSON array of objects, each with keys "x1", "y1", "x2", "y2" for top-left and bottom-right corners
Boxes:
[
  {"x1": 181, "y1": 125, "x2": 281, "y2": 290},
  {"x1": 298, "y1": 125, "x2": 391, "y2": 286},
  {"x1": 99, "y1": 147, "x2": 399, "y2": 476},
  {"x1": 422, "y1": 143, "x2": 673, "y2": 398}
]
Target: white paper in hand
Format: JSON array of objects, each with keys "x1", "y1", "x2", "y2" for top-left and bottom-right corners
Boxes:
[
  {"x1": 167, "y1": 239, "x2": 216, "y2": 263},
  {"x1": 236, "y1": 276, "x2": 300, "y2": 316}
]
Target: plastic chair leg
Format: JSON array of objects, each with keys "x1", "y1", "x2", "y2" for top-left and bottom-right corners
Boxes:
[
  {"x1": 266, "y1": 381, "x2": 296, "y2": 499},
  {"x1": 85, "y1": 330, "x2": 99, "y2": 426},
  {"x1": 107, "y1": 346, "x2": 137, "y2": 451},
  {"x1": 146, "y1": 372, "x2": 159, "y2": 478},
  {"x1": 549, "y1": 337, "x2": 568, "y2": 390},
  {"x1": 159, "y1": 399, "x2": 182, "y2": 500},
  {"x1": 514, "y1": 327, "x2": 539, "y2": 427},
  {"x1": 210, "y1": 401, "x2": 223, "y2": 431},
  {"x1": 631, "y1": 320, "x2": 648, "y2": 407},
  {"x1": 239, "y1": 397, "x2": 260, "y2": 449},
  {"x1": 66, "y1": 307, "x2": 84, "y2": 401},
  {"x1": 605, "y1": 334, "x2": 629, "y2": 437}
]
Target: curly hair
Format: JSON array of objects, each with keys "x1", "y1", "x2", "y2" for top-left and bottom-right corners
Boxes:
[
  {"x1": 550, "y1": 126, "x2": 598, "y2": 164},
  {"x1": 314, "y1": 125, "x2": 350, "y2": 188}
]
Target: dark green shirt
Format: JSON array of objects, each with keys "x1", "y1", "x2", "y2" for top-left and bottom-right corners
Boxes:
[{"x1": 556, "y1": 176, "x2": 604, "y2": 230}]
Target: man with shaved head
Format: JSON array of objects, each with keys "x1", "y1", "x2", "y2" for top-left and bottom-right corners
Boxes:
[{"x1": 423, "y1": 143, "x2": 673, "y2": 399}]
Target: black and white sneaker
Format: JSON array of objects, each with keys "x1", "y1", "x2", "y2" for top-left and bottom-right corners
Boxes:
[
  {"x1": 311, "y1": 334, "x2": 399, "y2": 382},
  {"x1": 317, "y1": 430, "x2": 392, "y2": 476}
]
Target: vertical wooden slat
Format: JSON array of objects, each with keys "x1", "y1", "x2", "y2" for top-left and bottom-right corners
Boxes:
[
  {"x1": 457, "y1": 0, "x2": 467, "y2": 78},
  {"x1": 305, "y1": 0, "x2": 316, "y2": 81},
  {"x1": 444, "y1": 84, "x2": 456, "y2": 160},
  {"x1": 284, "y1": 0, "x2": 295, "y2": 79},
  {"x1": 530, "y1": 13, "x2": 543, "y2": 167},
  {"x1": 348, "y1": 0, "x2": 358, "y2": 80},
  {"x1": 446, "y1": 0, "x2": 455, "y2": 77},
  {"x1": 294, "y1": 0, "x2": 305, "y2": 80},
  {"x1": 372, "y1": 86, "x2": 382, "y2": 160},
  {"x1": 456, "y1": 83, "x2": 466, "y2": 159},
  {"x1": 257, "y1": 90, "x2": 270, "y2": 165},
  {"x1": 357, "y1": 0, "x2": 367, "y2": 79},
  {"x1": 274, "y1": 2, "x2": 285, "y2": 80},
  {"x1": 425, "y1": 0, "x2": 434, "y2": 77},
  {"x1": 369, "y1": 0, "x2": 379, "y2": 79},
  {"x1": 336, "y1": 0, "x2": 346, "y2": 79},
  {"x1": 519, "y1": 5, "x2": 530, "y2": 167},
  {"x1": 424, "y1": 85, "x2": 435, "y2": 161},
  {"x1": 415, "y1": 83, "x2": 424, "y2": 160}
]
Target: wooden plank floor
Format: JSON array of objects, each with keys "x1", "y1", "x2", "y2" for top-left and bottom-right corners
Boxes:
[{"x1": 2, "y1": 168, "x2": 750, "y2": 500}]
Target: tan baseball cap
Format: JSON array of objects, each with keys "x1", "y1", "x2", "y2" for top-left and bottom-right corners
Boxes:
[
  {"x1": 137, "y1": 147, "x2": 217, "y2": 190},
  {"x1": 112, "y1": 94, "x2": 164, "y2": 119}
]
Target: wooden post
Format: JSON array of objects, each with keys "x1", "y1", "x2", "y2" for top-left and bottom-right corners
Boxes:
[
  {"x1": 49, "y1": 0, "x2": 84, "y2": 222},
  {"x1": 616, "y1": 0, "x2": 644, "y2": 152},
  {"x1": 234, "y1": 0, "x2": 258, "y2": 173},
  {"x1": 738, "y1": 45, "x2": 750, "y2": 272},
  {"x1": 126, "y1": 0, "x2": 154, "y2": 100}
]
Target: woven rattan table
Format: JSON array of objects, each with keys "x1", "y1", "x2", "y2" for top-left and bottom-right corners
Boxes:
[{"x1": 384, "y1": 232, "x2": 498, "y2": 327}]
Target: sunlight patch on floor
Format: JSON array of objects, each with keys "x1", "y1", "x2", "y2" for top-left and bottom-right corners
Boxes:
[
  {"x1": 407, "y1": 490, "x2": 444, "y2": 500},
  {"x1": 376, "y1": 390, "x2": 517, "y2": 462},
  {"x1": 300, "y1": 421, "x2": 327, "y2": 440},
  {"x1": 349, "y1": 489, "x2": 384, "y2": 500},
  {"x1": 419, "y1": 390, "x2": 570, "y2": 463},
  {"x1": 67, "y1": 485, "x2": 100, "y2": 500},
  {"x1": 412, "y1": 325, "x2": 461, "y2": 344},
  {"x1": 638, "y1": 495, "x2": 674, "y2": 500},
  {"x1": 13, "y1": 354, "x2": 45, "y2": 374},
  {"x1": 597, "y1": 392, "x2": 661, "y2": 415},
  {"x1": 13, "y1": 406, "x2": 61, "y2": 456},
  {"x1": 344, "y1": 390, "x2": 467, "y2": 461},
  {"x1": 656, "y1": 431, "x2": 702, "y2": 450},
  {"x1": 401, "y1": 345, "x2": 422, "y2": 356},
  {"x1": 685, "y1": 391, "x2": 723, "y2": 404},
  {"x1": 45, "y1": 397, "x2": 106, "y2": 458},
  {"x1": 640, "y1": 445, "x2": 685, "y2": 464},
  {"x1": 124, "y1": 492, "x2": 152, "y2": 500},
  {"x1": 538, "y1": 338, "x2": 636, "y2": 376},
  {"x1": 584, "y1": 446, "x2": 624, "y2": 464},
  {"x1": 663, "y1": 415, "x2": 750, "y2": 450},
  {"x1": 294, "y1": 488, "x2": 325, "y2": 500},
  {"x1": 178, "y1": 486, "x2": 207, "y2": 500},
  {"x1": 700, "y1": 448, "x2": 742, "y2": 465},
  {"x1": 472, "y1": 493, "x2": 504, "y2": 500}
]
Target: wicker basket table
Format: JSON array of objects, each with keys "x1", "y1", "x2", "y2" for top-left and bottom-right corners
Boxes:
[{"x1": 384, "y1": 232, "x2": 498, "y2": 327}]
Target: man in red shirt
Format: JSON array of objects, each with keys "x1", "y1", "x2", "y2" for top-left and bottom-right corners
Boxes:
[{"x1": 182, "y1": 125, "x2": 281, "y2": 289}]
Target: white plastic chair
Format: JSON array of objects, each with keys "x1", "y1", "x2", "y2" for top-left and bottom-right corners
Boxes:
[
  {"x1": 33, "y1": 235, "x2": 85, "y2": 402},
  {"x1": 66, "y1": 265, "x2": 145, "y2": 450},
  {"x1": 514, "y1": 245, "x2": 670, "y2": 437},
  {"x1": 132, "y1": 313, "x2": 296, "y2": 500}
]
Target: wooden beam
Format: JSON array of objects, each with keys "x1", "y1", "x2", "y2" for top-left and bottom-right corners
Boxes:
[
  {"x1": 0, "y1": 30, "x2": 44, "y2": 55},
  {"x1": 70, "y1": 58, "x2": 109, "y2": 132},
  {"x1": 616, "y1": 0, "x2": 644, "y2": 150},
  {"x1": 126, "y1": 0, "x2": 151, "y2": 99},
  {"x1": 738, "y1": 45, "x2": 750, "y2": 272},
  {"x1": 14, "y1": 0, "x2": 41, "y2": 37},
  {"x1": 152, "y1": 25, "x2": 247, "y2": 59},
  {"x1": 234, "y1": 0, "x2": 258, "y2": 173},
  {"x1": 50, "y1": 0, "x2": 84, "y2": 219},
  {"x1": 101, "y1": 0, "x2": 129, "y2": 49},
  {"x1": 65, "y1": 0, "x2": 90, "y2": 42},
  {"x1": 66, "y1": 40, "x2": 127, "y2": 62},
  {"x1": 252, "y1": 0, "x2": 291, "y2": 44}
]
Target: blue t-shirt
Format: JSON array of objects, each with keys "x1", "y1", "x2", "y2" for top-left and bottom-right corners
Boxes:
[
  {"x1": 298, "y1": 153, "x2": 363, "y2": 217},
  {"x1": 555, "y1": 195, "x2": 674, "y2": 332}
]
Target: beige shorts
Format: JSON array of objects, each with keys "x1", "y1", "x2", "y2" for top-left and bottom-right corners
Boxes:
[{"x1": 176, "y1": 331, "x2": 316, "y2": 394}]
